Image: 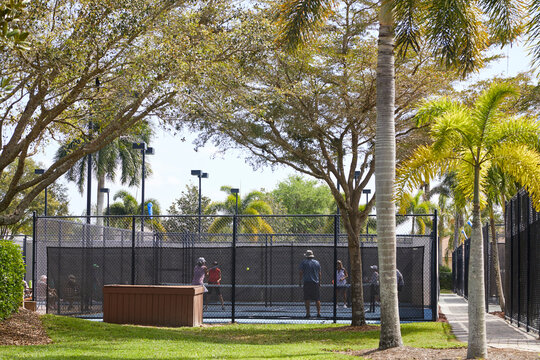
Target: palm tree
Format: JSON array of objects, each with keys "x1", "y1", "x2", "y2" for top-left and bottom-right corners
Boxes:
[
  {"x1": 397, "y1": 83, "x2": 540, "y2": 358},
  {"x1": 397, "y1": 191, "x2": 436, "y2": 235},
  {"x1": 55, "y1": 123, "x2": 152, "y2": 224},
  {"x1": 277, "y1": 1, "x2": 523, "y2": 352},
  {"x1": 205, "y1": 187, "x2": 273, "y2": 238}
]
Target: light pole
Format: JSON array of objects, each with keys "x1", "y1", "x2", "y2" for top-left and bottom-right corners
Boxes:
[
  {"x1": 363, "y1": 189, "x2": 371, "y2": 234},
  {"x1": 230, "y1": 188, "x2": 239, "y2": 214},
  {"x1": 133, "y1": 142, "x2": 154, "y2": 231},
  {"x1": 34, "y1": 169, "x2": 47, "y2": 216},
  {"x1": 230, "y1": 188, "x2": 239, "y2": 322},
  {"x1": 99, "y1": 188, "x2": 110, "y2": 226},
  {"x1": 191, "y1": 170, "x2": 209, "y2": 241}
]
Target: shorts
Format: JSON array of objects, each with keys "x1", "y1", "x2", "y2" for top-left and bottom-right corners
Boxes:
[
  {"x1": 303, "y1": 281, "x2": 320, "y2": 301},
  {"x1": 207, "y1": 283, "x2": 221, "y2": 296}
]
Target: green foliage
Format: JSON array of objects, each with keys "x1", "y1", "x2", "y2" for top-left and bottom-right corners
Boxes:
[
  {"x1": 0, "y1": 240, "x2": 25, "y2": 321},
  {"x1": 271, "y1": 175, "x2": 333, "y2": 215},
  {"x1": 0, "y1": 158, "x2": 69, "y2": 237},
  {"x1": 439, "y1": 265, "x2": 452, "y2": 290}
]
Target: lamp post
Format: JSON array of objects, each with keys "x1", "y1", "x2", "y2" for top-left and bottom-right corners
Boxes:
[
  {"x1": 363, "y1": 189, "x2": 371, "y2": 234},
  {"x1": 34, "y1": 169, "x2": 47, "y2": 216},
  {"x1": 99, "y1": 188, "x2": 110, "y2": 226},
  {"x1": 133, "y1": 142, "x2": 154, "y2": 231},
  {"x1": 230, "y1": 188, "x2": 239, "y2": 214},
  {"x1": 191, "y1": 170, "x2": 209, "y2": 241},
  {"x1": 230, "y1": 188, "x2": 239, "y2": 322}
]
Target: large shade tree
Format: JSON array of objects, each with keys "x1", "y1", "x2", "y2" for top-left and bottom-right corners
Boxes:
[
  {"x1": 0, "y1": 0, "x2": 239, "y2": 226},
  {"x1": 397, "y1": 83, "x2": 540, "y2": 358},
  {"x1": 277, "y1": 0, "x2": 525, "y2": 353},
  {"x1": 173, "y1": 1, "x2": 459, "y2": 325}
]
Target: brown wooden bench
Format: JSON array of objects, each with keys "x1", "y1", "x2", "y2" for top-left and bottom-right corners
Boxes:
[{"x1": 103, "y1": 285, "x2": 204, "y2": 327}]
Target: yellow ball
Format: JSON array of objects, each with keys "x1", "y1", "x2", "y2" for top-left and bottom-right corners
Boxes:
[{"x1": 246, "y1": 267, "x2": 250, "y2": 271}]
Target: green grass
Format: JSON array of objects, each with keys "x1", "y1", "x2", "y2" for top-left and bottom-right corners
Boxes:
[
  {"x1": 440, "y1": 289, "x2": 454, "y2": 294},
  {"x1": 0, "y1": 316, "x2": 464, "y2": 359}
]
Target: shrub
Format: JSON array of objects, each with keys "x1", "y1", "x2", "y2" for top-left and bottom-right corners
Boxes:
[
  {"x1": 439, "y1": 265, "x2": 452, "y2": 290},
  {"x1": 0, "y1": 240, "x2": 25, "y2": 321}
]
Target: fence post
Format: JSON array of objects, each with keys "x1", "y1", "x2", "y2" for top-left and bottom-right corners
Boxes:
[
  {"x1": 131, "y1": 216, "x2": 136, "y2": 285},
  {"x1": 432, "y1": 210, "x2": 438, "y2": 321},
  {"x1": 517, "y1": 193, "x2": 521, "y2": 327},
  {"x1": 232, "y1": 214, "x2": 237, "y2": 323},
  {"x1": 526, "y1": 194, "x2": 531, "y2": 332},
  {"x1": 333, "y1": 214, "x2": 338, "y2": 323},
  {"x1": 32, "y1": 211, "x2": 37, "y2": 301}
]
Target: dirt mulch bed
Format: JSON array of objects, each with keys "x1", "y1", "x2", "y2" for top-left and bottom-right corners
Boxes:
[
  {"x1": 0, "y1": 308, "x2": 51, "y2": 346},
  {"x1": 490, "y1": 311, "x2": 505, "y2": 320},
  {"x1": 315, "y1": 325, "x2": 379, "y2": 332},
  {"x1": 341, "y1": 346, "x2": 540, "y2": 359}
]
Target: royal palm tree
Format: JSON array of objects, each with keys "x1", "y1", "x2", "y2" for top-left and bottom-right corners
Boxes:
[
  {"x1": 205, "y1": 186, "x2": 273, "y2": 238},
  {"x1": 55, "y1": 123, "x2": 152, "y2": 224},
  {"x1": 397, "y1": 83, "x2": 540, "y2": 358},
  {"x1": 277, "y1": 0, "x2": 523, "y2": 352}
]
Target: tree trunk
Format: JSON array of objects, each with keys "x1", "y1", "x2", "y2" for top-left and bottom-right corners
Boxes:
[
  {"x1": 347, "y1": 231, "x2": 366, "y2": 326},
  {"x1": 96, "y1": 174, "x2": 105, "y2": 227},
  {"x1": 467, "y1": 166, "x2": 487, "y2": 359},
  {"x1": 375, "y1": 2, "x2": 402, "y2": 349},
  {"x1": 453, "y1": 210, "x2": 461, "y2": 250},
  {"x1": 489, "y1": 208, "x2": 505, "y2": 312}
]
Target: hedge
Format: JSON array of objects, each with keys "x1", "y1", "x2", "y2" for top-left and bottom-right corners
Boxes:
[
  {"x1": 439, "y1": 265, "x2": 452, "y2": 290},
  {"x1": 0, "y1": 240, "x2": 25, "y2": 321}
]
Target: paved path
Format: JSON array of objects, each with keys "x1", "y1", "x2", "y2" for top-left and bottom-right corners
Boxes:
[{"x1": 439, "y1": 293, "x2": 540, "y2": 352}]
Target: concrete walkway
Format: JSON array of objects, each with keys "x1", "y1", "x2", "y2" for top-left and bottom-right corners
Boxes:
[{"x1": 439, "y1": 293, "x2": 540, "y2": 352}]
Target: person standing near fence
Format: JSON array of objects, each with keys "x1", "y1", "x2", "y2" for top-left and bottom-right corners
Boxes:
[
  {"x1": 368, "y1": 265, "x2": 379, "y2": 312},
  {"x1": 299, "y1": 249, "x2": 321, "y2": 318},
  {"x1": 206, "y1": 261, "x2": 225, "y2": 310},
  {"x1": 335, "y1": 260, "x2": 348, "y2": 308}
]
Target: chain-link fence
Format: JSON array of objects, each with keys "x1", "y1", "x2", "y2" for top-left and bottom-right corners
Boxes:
[
  {"x1": 33, "y1": 213, "x2": 438, "y2": 322},
  {"x1": 451, "y1": 222, "x2": 505, "y2": 309},
  {"x1": 505, "y1": 189, "x2": 540, "y2": 333}
]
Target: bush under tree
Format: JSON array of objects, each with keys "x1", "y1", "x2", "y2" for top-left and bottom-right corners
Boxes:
[{"x1": 0, "y1": 240, "x2": 25, "y2": 321}]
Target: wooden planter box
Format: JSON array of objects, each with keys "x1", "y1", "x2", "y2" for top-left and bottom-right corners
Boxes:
[{"x1": 103, "y1": 285, "x2": 204, "y2": 327}]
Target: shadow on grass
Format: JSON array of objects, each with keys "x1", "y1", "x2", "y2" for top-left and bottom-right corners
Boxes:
[{"x1": 43, "y1": 315, "x2": 381, "y2": 346}]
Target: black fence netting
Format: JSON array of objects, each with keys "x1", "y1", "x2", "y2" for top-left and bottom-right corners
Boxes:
[
  {"x1": 452, "y1": 222, "x2": 505, "y2": 308},
  {"x1": 34, "y1": 214, "x2": 437, "y2": 322},
  {"x1": 505, "y1": 189, "x2": 540, "y2": 333}
]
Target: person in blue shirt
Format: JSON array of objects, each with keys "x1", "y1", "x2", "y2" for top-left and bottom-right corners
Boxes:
[{"x1": 298, "y1": 250, "x2": 321, "y2": 318}]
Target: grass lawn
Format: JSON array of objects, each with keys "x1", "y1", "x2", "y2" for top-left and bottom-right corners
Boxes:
[{"x1": 0, "y1": 316, "x2": 463, "y2": 359}]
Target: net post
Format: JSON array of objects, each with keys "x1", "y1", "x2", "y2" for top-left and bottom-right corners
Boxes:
[
  {"x1": 131, "y1": 216, "x2": 136, "y2": 285},
  {"x1": 432, "y1": 210, "x2": 438, "y2": 321},
  {"x1": 333, "y1": 214, "x2": 338, "y2": 323}
]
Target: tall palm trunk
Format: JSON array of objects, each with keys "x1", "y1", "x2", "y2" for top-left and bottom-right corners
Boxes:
[
  {"x1": 489, "y1": 207, "x2": 505, "y2": 312},
  {"x1": 375, "y1": 1, "x2": 402, "y2": 349},
  {"x1": 96, "y1": 174, "x2": 105, "y2": 227},
  {"x1": 467, "y1": 166, "x2": 487, "y2": 358}
]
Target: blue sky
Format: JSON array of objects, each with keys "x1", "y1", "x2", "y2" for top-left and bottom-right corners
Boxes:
[{"x1": 36, "y1": 43, "x2": 534, "y2": 216}]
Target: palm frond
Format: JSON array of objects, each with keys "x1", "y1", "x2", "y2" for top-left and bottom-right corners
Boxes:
[
  {"x1": 414, "y1": 97, "x2": 461, "y2": 127},
  {"x1": 275, "y1": 0, "x2": 334, "y2": 51},
  {"x1": 487, "y1": 115, "x2": 540, "y2": 149},
  {"x1": 480, "y1": 0, "x2": 525, "y2": 45},
  {"x1": 425, "y1": 0, "x2": 488, "y2": 75},
  {"x1": 396, "y1": 145, "x2": 459, "y2": 199},
  {"x1": 492, "y1": 144, "x2": 540, "y2": 210},
  {"x1": 394, "y1": 0, "x2": 422, "y2": 57},
  {"x1": 472, "y1": 82, "x2": 517, "y2": 143}
]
